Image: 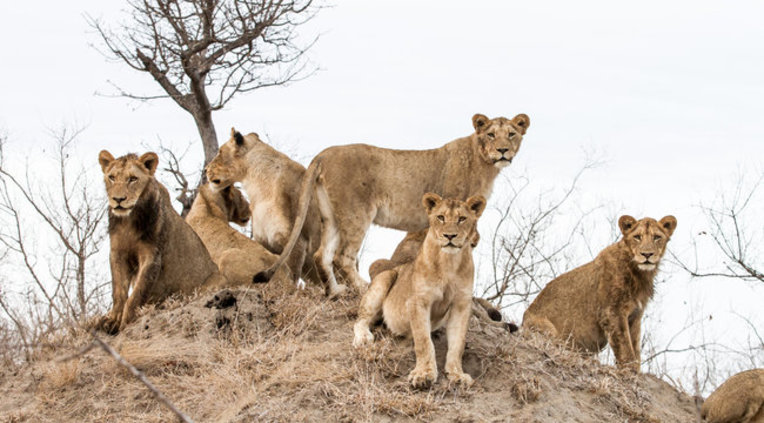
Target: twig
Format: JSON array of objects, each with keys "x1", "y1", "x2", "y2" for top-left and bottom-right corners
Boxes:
[{"x1": 87, "y1": 330, "x2": 195, "y2": 423}]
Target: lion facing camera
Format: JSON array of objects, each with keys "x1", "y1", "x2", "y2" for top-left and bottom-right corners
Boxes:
[
  {"x1": 523, "y1": 215, "x2": 677, "y2": 372},
  {"x1": 353, "y1": 193, "x2": 486, "y2": 388}
]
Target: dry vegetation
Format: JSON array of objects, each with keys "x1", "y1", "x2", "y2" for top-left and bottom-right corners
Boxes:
[{"x1": 0, "y1": 276, "x2": 699, "y2": 423}]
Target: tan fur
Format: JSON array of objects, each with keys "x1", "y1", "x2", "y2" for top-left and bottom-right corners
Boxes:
[
  {"x1": 369, "y1": 228, "x2": 506, "y2": 324},
  {"x1": 702, "y1": 369, "x2": 764, "y2": 423},
  {"x1": 205, "y1": 129, "x2": 325, "y2": 291},
  {"x1": 522, "y1": 215, "x2": 678, "y2": 372},
  {"x1": 186, "y1": 184, "x2": 291, "y2": 286},
  {"x1": 353, "y1": 193, "x2": 486, "y2": 388},
  {"x1": 266, "y1": 113, "x2": 529, "y2": 295},
  {"x1": 97, "y1": 151, "x2": 227, "y2": 334}
]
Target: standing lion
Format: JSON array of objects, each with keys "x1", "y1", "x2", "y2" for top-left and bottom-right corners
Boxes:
[
  {"x1": 97, "y1": 151, "x2": 227, "y2": 334},
  {"x1": 523, "y1": 215, "x2": 677, "y2": 372},
  {"x1": 260, "y1": 113, "x2": 530, "y2": 296}
]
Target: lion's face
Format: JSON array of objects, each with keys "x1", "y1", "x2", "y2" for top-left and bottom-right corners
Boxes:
[
  {"x1": 206, "y1": 128, "x2": 260, "y2": 191},
  {"x1": 618, "y1": 215, "x2": 677, "y2": 272},
  {"x1": 472, "y1": 113, "x2": 530, "y2": 168},
  {"x1": 98, "y1": 151, "x2": 158, "y2": 217},
  {"x1": 422, "y1": 193, "x2": 486, "y2": 254}
]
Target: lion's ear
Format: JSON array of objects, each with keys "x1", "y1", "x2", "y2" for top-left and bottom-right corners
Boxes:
[
  {"x1": 618, "y1": 215, "x2": 637, "y2": 235},
  {"x1": 139, "y1": 152, "x2": 159, "y2": 175},
  {"x1": 422, "y1": 193, "x2": 443, "y2": 214},
  {"x1": 659, "y1": 215, "x2": 677, "y2": 237},
  {"x1": 466, "y1": 195, "x2": 486, "y2": 218},
  {"x1": 98, "y1": 150, "x2": 115, "y2": 173},
  {"x1": 511, "y1": 114, "x2": 530, "y2": 135},
  {"x1": 472, "y1": 114, "x2": 489, "y2": 133},
  {"x1": 233, "y1": 129, "x2": 245, "y2": 147}
]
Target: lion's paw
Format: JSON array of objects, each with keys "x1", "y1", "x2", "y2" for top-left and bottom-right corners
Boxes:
[
  {"x1": 408, "y1": 365, "x2": 437, "y2": 389},
  {"x1": 328, "y1": 283, "x2": 348, "y2": 298},
  {"x1": 447, "y1": 371, "x2": 474, "y2": 388},
  {"x1": 97, "y1": 315, "x2": 120, "y2": 335},
  {"x1": 353, "y1": 327, "x2": 374, "y2": 348}
]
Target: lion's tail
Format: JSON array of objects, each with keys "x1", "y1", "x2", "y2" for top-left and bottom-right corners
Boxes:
[{"x1": 253, "y1": 159, "x2": 322, "y2": 283}]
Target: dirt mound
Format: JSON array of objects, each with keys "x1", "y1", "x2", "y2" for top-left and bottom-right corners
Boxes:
[{"x1": 0, "y1": 281, "x2": 699, "y2": 422}]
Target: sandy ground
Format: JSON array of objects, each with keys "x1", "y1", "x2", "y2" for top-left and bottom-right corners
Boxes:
[{"x1": 0, "y1": 280, "x2": 700, "y2": 422}]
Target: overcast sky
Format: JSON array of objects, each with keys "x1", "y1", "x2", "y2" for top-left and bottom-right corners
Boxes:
[{"x1": 1, "y1": 0, "x2": 762, "y2": 388}]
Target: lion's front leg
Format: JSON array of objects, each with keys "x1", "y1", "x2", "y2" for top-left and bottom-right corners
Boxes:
[
  {"x1": 353, "y1": 269, "x2": 397, "y2": 347},
  {"x1": 444, "y1": 298, "x2": 473, "y2": 387},
  {"x1": 601, "y1": 308, "x2": 637, "y2": 372},
  {"x1": 407, "y1": 297, "x2": 437, "y2": 388},
  {"x1": 119, "y1": 248, "x2": 161, "y2": 331},
  {"x1": 99, "y1": 252, "x2": 130, "y2": 334},
  {"x1": 628, "y1": 309, "x2": 644, "y2": 371}
]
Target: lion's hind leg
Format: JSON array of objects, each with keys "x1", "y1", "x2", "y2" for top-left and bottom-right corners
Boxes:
[
  {"x1": 353, "y1": 269, "x2": 397, "y2": 348},
  {"x1": 523, "y1": 313, "x2": 559, "y2": 339}
]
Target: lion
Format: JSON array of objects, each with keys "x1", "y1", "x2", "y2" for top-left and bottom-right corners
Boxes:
[
  {"x1": 702, "y1": 368, "x2": 764, "y2": 423},
  {"x1": 97, "y1": 151, "x2": 228, "y2": 334},
  {"x1": 186, "y1": 183, "x2": 291, "y2": 286},
  {"x1": 205, "y1": 129, "x2": 326, "y2": 291},
  {"x1": 522, "y1": 215, "x2": 677, "y2": 372},
  {"x1": 369, "y1": 228, "x2": 511, "y2": 328},
  {"x1": 260, "y1": 113, "x2": 529, "y2": 296},
  {"x1": 353, "y1": 193, "x2": 486, "y2": 388}
]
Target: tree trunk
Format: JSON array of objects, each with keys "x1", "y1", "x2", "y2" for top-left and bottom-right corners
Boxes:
[
  {"x1": 193, "y1": 111, "x2": 219, "y2": 169},
  {"x1": 177, "y1": 110, "x2": 218, "y2": 218}
]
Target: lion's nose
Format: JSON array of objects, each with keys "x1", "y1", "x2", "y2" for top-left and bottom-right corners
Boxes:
[
  {"x1": 641, "y1": 252, "x2": 654, "y2": 259},
  {"x1": 497, "y1": 148, "x2": 509, "y2": 154},
  {"x1": 112, "y1": 196, "x2": 126, "y2": 204},
  {"x1": 444, "y1": 234, "x2": 457, "y2": 241}
]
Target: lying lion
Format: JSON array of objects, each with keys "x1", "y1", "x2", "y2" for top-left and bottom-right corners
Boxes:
[
  {"x1": 186, "y1": 183, "x2": 290, "y2": 286},
  {"x1": 523, "y1": 215, "x2": 677, "y2": 372},
  {"x1": 353, "y1": 193, "x2": 486, "y2": 388},
  {"x1": 702, "y1": 368, "x2": 764, "y2": 423},
  {"x1": 262, "y1": 113, "x2": 530, "y2": 296},
  {"x1": 97, "y1": 151, "x2": 227, "y2": 334},
  {"x1": 206, "y1": 129, "x2": 324, "y2": 291}
]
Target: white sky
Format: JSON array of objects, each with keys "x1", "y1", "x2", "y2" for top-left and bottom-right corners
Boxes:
[{"x1": 1, "y1": 0, "x2": 762, "y2": 390}]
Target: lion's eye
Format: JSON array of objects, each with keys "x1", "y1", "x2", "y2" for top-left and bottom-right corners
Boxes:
[
  {"x1": 509, "y1": 132, "x2": 517, "y2": 137},
  {"x1": 634, "y1": 235, "x2": 642, "y2": 241},
  {"x1": 457, "y1": 216, "x2": 466, "y2": 224},
  {"x1": 487, "y1": 133, "x2": 495, "y2": 139},
  {"x1": 653, "y1": 235, "x2": 662, "y2": 242},
  {"x1": 108, "y1": 175, "x2": 115, "y2": 182},
  {"x1": 436, "y1": 215, "x2": 445, "y2": 223},
  {"x1": 128, "y1": 176, "x2": 138, "y2": 183}
]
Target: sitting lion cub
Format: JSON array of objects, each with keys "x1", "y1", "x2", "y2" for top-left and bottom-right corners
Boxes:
[
  {"x1": 353, "y1": 193, "x2": 486, "y2": 388},
  {"x1": 523, "y1": 215, "x2": 677, "y2": 372},
  {"x1": 186, "y1": 183, "x2": 290, "y2": 286},
  {"x1": 97, "y1": 151, "x2": 227, "y2": 334}
]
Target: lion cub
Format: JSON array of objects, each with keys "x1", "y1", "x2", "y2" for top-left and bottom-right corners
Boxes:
[
  {"x1": 186, "y1": 183, "x2": 290, "y2": 286},
  {"x1": 523, "y1": 215, "x2": 677, "y2": 372},
  {"x1": 98, "y1": 151, "x2": 227, "y2": 334},
  {"x1": 353, "y1": 193, "x2": 486, "y2": 388},
  {"x1": 702, "y1": 368, "x2": 764, "y2": 423}
]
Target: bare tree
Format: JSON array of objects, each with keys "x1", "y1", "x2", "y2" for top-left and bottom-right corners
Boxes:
[
  {"x1": 478, "y1": 160, "x2": 601, "y2": 308},
  {"x1": 676, "y1": 170, "x2": 763, "y2": 283},
  {"x1": 87, "y1": 0, "x2": 320, "y2": 170},
  {"x1": 0, "y1": 128, "x2": 108, "y2": 361}
]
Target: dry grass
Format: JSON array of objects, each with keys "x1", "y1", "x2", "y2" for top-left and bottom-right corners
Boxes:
[{"x1": 0, "y1": 279, "x2": 699, "y2": 422}]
